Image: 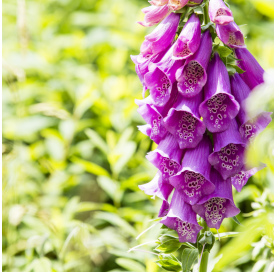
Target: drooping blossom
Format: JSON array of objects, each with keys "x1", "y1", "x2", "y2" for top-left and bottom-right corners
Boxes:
[
  {"x1": 168, "y1": 0, "x2": 189, "y2": 11},
  {"x1": 199, "y1": 53, "x2": 240, "y2": 133},
  {"x1": 230, "y1": 73, "x2": 272, "y2": 143},
  {"x1": 158, "y1": 200, "x2": 170, "y2": 217},
  {"x1": 138, "y1": 4, "x2": 172, "y2": 27},
  {"x1": 209, "y1": 0, "x2": 233, "y2": 25},
  {"x1": 145, "y1": 45, "x2": 184, "y2": 106},
  {"x1": 216, "y1": 22, "x2": 246, "y2": 49},
  {"x1": 136, "y1": 85, "x2": 178, "y2": 144},
  {"x1": 140, "y1": 13, "x2": 180, "y2": 58},
  {"x1": 139, "y1": 171, "x2": 174, "y2": 200},
  {"x1": 192, "y1": 168, "x2": 240, "y2": 229},
  {"x1": 146, "y1": 132, "x2": 184, "y2": 182},
  {"x1": 176, "y1": 30, "x2": 212, "y2": 97},
  {"x1": 208, "y1": 118, "x2": 246, "y2": 180},
  {"x1": 231, "y1": 163, "x2": 266, "y2": 192},
  {"x1": 163, "y1": 92, "x2": 206, "y2": 149},
  {"x1": 149, "y1": 0, "x2": 169, "y2": 6},
  {"x1": 169, "y1": 134, "x2": 215, "y2": 205},
  {"x1": 172, "y1": 14, "x2": 201, "y2": 60},
  {"x1": 161, "y1": 190, "x2": 202, "y2": 243},
  {"x1": 235, "y1": 48, "x2": 265, "y2": 90}
]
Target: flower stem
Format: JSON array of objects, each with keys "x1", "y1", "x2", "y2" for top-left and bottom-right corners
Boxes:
[
  {"x1": 199, "y1": 219, "x2": 210, "y2": 272},
  {"x1": 204, "y1": 1, "x2": 210, "y2": 24}
]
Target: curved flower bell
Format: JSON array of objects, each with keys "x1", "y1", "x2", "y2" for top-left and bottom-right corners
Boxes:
[
  {"x1": 158, "y1": 200, "x2": 170, "y2": 217},
  {"x1": 169, "y1": 134, "x2": 215, "y2": 205},
  {"x1": 216, "y1": 22, "x2": 246, "y2": 49},
  {"x1": 209, "y1": 0, "x2": 233, "y2": 25},
  {"x1": 208, "y1": 118, "x2": 246, "y2": 180},
  {"x1": 138, "y1": 4, "x2": 172, "y2": 27},
  {"x1": 230, "y1": 73, "x2": 272, "y2": 143},
  {"x1": 168, "y1": 0, "x2": 189, "y2": 11},
  {"x1": 199, "y1": 53, "x2": 240, "y2": 133},
  {"x1": 172, "y1": 14, "x2": 201, "y2": 60},
  {"x1": 235, "y1": 48, "x2": 265, "y2": 90},
  {"x1": 163, "y1": 91, "x2": 206, "y2": 149},
  {"x1": 145, "y1": 45, "x2": 185, "y2": 106},
  {"x1": 231, "y1": 163, "x2": 266, "y2": 192},
  {"x1": 146, "y1": 132, "x2": 184, "y2": 182},
  {"x1": 149, "y1": 0, "x2": 169, "y2": 6},
  {"x1": 176, "y1": 30, "x2": 212, "y2": 97},
  {"x1": 140, "y1": 13, "x2": 180, "y2": 58},
  {"x1": 139, "y1": 171, "x2": 174, "y2": 200},
  {"x1": 161, "y1": 190, "x2": 202, "y2": 243},
  {"x1": 192, "y1": 168, "x2": 240, "y2": 229}
]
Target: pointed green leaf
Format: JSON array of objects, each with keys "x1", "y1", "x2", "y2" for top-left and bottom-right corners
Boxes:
[
  {"x1": 214, "y1": 232, "x2": 240, "y2": 240},
  {"x1": 155, "y1": 235, "x2": 182, "y2": 253},
  {"x1": 232, "y1": 216, "x2": 244, "y2": 226},
  {"x1": 181, "y1": 248, "x2": 198, "y2": 272},
  {"x1": 156, "y1": 259, "x2": 182, "y2": 272}
]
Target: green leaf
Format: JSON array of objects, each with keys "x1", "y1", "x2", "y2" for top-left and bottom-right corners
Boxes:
[
  {"x1": 155, "y1": 235, "x2": 182, "y2": 253},
  {"x1": 156, "y1": 259, "x2": 182, "y2": 272},
  {"x1": 217, "y1": 46, "x2": 232, "y2": 58},
  {"x1": 201, "y1": 22, "x2": 214, "y2": 32},
  {"x1": 85, "y1": 128, "x2": 109, "y2": 155},
  {"x1": 197, "y1": 231, "x2": 215, "y2": 253},
  {"x1": 116, "y1": 258, "x2": 145, "y2": 272},
  {"x1": 228, "y1": 64, "x2": 245, "y2": 74},
  {"x1": 226, "y1": 65, "x2": 237, "y2": 76},
  {"x1": 161, "y1": 224, "x2": 170, "y2": 230},
  {"x1": 192, "y1": 6, "x2": 203, "y2": 15},
  {"x1": 181, "y1": 248, "x2": 198, "y2": 272},
  {"x1": 232, "y1": 216, "x2": 244, "y2": 226},
  {"x1": 214, "y1": 232, "x2": 240, "y2": 240}
]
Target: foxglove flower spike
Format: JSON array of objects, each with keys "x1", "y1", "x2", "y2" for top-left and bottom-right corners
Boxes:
[{"x1": 209, "y1": 0, "x2": 234, "y2": 25}]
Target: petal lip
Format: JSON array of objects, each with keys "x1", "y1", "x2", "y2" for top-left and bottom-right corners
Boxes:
[{"x1": 209, "y1": 0, "x2": 233, "y2": 25}]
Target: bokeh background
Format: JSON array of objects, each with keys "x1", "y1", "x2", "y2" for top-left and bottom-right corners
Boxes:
[{"x1": 2, "y1": 0, "x2": 274, "y2": 272}]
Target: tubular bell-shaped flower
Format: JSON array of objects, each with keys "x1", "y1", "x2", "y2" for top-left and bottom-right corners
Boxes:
[
  {"x1": 192, "y1": 168, "x2": 240, "y2": 229},
  {"x1": 176, "y1": 30, "x2": 212, "y2": 97},
  {"x1": 149, "y1": 0, "x2": 169, "y2": 6},
  {"x1": 140, "y1": 13, "x2": 180, "y2": 58},
  {"x1": 208, "y1": 118, "x2": 246, "y2": 180},
  {"x1": 139, "y1": 171, "x2": 174, "y2": 200},
  {"x1": 172, "y1": 14, "x2": 201, "y2": 60},
  {"x1": 169, "y1": 134, "x2": 215, "y2": 205},
  {"x1": 234, "y1": 48, "x2": 265, "y2": 90},
  {"x1": 138, "y1": 4, "x2": 172, "y2": 27},
  {"x1": 209, "y1": 0, "x2": 234, "y2": 25},
  {"x1": 145, "y1": 45, "x2": 184, "y2": 106},
  {"x1": 168, "y1": 0, "x2": 189, "y2": 11},
  {"x1": 216, "y1": 22, "x2": 245, "y2": 49},
  {"x1": 161, "y1": 190, "x2": 202, "y2": 243},
  {"x1": 163, "y1": 92, "x2": 206, "y2": 149},
  {"x1": 146, "y1": 132, "x2": 184, "y2": 181},
  {"x1": 199, "y1": 53, "x2": 240, "y2": 133},
  {"x1": 231, "y1": 163, "x2": 266, "y2": 192},
  {"x1": 158, "y1": 200, "x2": 170, "y2": 217},
  {"x1": 230, "y1": 73, "x2": 272, "y2": 143},
  {"x1": 136, "y1": 85, "x2": 178, "y2": 144}
]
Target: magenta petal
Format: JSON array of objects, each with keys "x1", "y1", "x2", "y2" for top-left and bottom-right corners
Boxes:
[
  {"x1": 168, "y1": 0, "x2": 189, "y2": 11},
  {"x1": 209, "y1": 0, "x2": 233, "y2": 25},
  {"x1": 208, "y1": 119, "x2": 246, "y2": 180},
  {"x1": 139, "y1": 171, "x2": 174, "y2": 200},
  {"x1": 172, "y1": 14, "x2": 201, "y2": 60},
  {"x1": 235, "y1": 48, "x2": 265, "y2": 90},
  {"x1": 187, "y1": 0, "x2": 203, "y2": 7},
  {"x1": 170, "y1": 134, "x2": 215, "y2": 205},
  {"x1": 192, "y1": 168, "x2": 240, "y2": 229},
  {"x1": 158, "y1": 200, "x2": 170, "y2": 217},
  {"x1": 199, "y1": 53, "x2": 240, "y2": 133},
  {"x1": 138, "y1": 5, "x2": 172, "y2": 27},
  {"x1": 216, "y1": 22, "x2": 246, "y2": 49},
  {"x1": 231, "y1": 163, "x2": 266, "y2": 192},
  {"x1": 176, "y1": 30, "x2": 212, "y2": 98},
  {"x1": 161, "y1": 190, "x2": 202, "y2": 243},
  {"x1": 150, "y1": 0, "x2": 169, "y2": 6},
  {"x1": 230, "y1": 73, "x2": 272, "y2": 143},
  {"x1": 163, "y1": 92, "x2": 206, "y2": 149}
]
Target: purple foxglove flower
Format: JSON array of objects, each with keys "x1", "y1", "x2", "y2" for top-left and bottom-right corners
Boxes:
[
  {"x1": 138, "y1": 5, "x2": 172, "y2": 27},
  {"x1": 144, "y1": 45, "x2": 184, "y2": 106},
  {"x1": 231, "y1": 163, "x2": 266, "y2": 192},
  {"x1": 216, "y1": 22, "x2": 246, "y2": 49},
  {"x1": 146, "y1": 132, "x2": 184, "y2": 182},
  {"x1": 187, "y1": 0, "x2": 203, "y2": 7},
  {"x1": 234, "y1": 48, "x2": 265, "y2": 90},
  {"x1": 199, "y1": 53, "x2": 240, "y2": 133},
  {"x1": 176, "y1": 30, "x2": 212, "y2": 97},
  {"x1": 168, "y1": 0, "x2": 189, "y2": 11},
  {"x1": 161, "y1": 190, "x2": 202, "y2": 243},
  {"x1": 209, "y1": 0, "x2": 234, "y2": 25},
  {"x1": 140, "y1": 13, "x2": 180, "y2": 58},
  {"x1": 230, "y1": 73, "x2": 272, "y2": 143},
  {"x1": 172, "y1": 14, "x2": 201, "y2": 60},
  {"x1": 149, "y1": 0, "x2": 169, "y2": 6},
  {"x1": 208, "y1": 118, "x2": 246, "y2": 180},
  {"x1": 192, "y1": 168, "x2": 240, "y2": 229},
  {"x1": 163, "y1": 92, "x2": 206, "y2": 149},
  {"x1": 158, "y1": 200, "x2": 170, "y2": 217},
  {"x1": 135, "y1": 86, "x2": 178, "y2": 144},
  {"x1": 139, "y1": 171, "x2": 174, "y2": 200},
  {"x1": 169, "y1": 134, "x2": 215, "y2": 205}
]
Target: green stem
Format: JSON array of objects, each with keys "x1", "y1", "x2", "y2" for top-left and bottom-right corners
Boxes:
[
  {"x1": 204, "y1": 0, "x2": 210, "y2": 24},
  {"x1": 199, "y1": 219, "x2": 210, "y2": 272}
]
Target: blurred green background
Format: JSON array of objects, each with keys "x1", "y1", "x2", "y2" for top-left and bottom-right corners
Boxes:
[{"x1": 2, "y1": 0, "x2": 274, "y2": 272}]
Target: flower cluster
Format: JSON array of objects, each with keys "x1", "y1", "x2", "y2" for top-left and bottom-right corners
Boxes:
[{"x1": 132, "y1": 0, "x2": 272, "y2": 243}]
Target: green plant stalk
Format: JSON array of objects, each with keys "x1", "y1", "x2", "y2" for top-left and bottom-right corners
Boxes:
[
  {"x1": 204, "y1": 0, "x2": 210, "y2": 24},
  {"x1": 199, "y1": 219, "x2": 210, "y2": 272}
]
